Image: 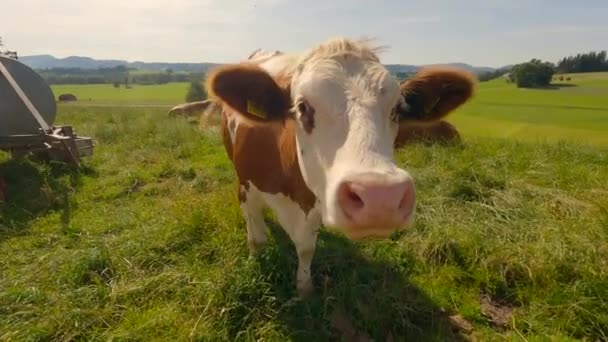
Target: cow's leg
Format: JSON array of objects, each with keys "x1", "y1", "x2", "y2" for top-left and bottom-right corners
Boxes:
[
  {"x1": 257, "y1": 187, "x2": 320, "y2": 297},
  {"x1": 291, "y1": 218, "x2": 318, "y2": 298},
  {"x1": 273, "y1": 205, "x2": 320, "y2": 297},
  {"x1": 239, "y1": 184, "x2": 268, "y2": 256}
]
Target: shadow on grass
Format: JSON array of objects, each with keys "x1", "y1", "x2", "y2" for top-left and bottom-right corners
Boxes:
[
  {"x1": 224, "y1": 220, "x2": 468, "y2": 341},
  {"x1": 0, "y1": 156, "x2": 94, "y2": 241}
]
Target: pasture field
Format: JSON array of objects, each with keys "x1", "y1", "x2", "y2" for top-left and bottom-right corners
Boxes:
[
  {"x1": 450, "y1": 72, "x2": 608, "y2": 146},
  {"x1": 1, "y1": 73, "x2": 608, "y2": 340},
  {"x1": 51, "y1": 82, "x2": 189, "y2": 105},
  {"x1": 51, "y1": 72, "x2": 608, "y2": 146}
]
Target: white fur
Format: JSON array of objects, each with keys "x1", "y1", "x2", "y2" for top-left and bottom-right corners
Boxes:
[
  {"x1": 226, "y1": 114, "x2": 238, "y2": 145},
  {"x1": 241, "y1": 181, "x2": 321, "y2": 296}
]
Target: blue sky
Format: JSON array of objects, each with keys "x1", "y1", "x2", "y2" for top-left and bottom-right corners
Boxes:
[{"x1": 2, "y1": 0, "x2": 607, "y2": 67}]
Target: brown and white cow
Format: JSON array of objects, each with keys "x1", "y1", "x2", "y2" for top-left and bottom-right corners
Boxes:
[{"x1": 206, "y1": 38, "x2": 475, "y2": 297}]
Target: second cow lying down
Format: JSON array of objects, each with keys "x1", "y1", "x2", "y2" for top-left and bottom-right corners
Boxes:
[{"x1": 205, "y1": 38, "x2": 475, "y2": 297}]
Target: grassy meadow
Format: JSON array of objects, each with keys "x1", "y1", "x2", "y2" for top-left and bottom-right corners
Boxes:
[
  {"x1": 450, "y1": 72, "x2": 608, "y2": 146},
  {"x1": 1, "y1": 73, "x2": 608, "y2": 340},
  {"x1": 52, "y1": 82, "x2": 189, "y2": 105}
]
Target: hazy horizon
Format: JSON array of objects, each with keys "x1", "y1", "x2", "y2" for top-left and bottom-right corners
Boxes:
[{"x1": 3, "y1": 0, "x2": 608, "y2": 68}]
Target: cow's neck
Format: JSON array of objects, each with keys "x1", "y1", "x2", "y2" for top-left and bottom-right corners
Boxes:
[{"x1": 222, "y1": 111, "x2": 317, "y2": 215}]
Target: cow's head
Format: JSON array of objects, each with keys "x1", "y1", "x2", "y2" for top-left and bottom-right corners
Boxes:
[{"x1": 207, "y1": 38, "x2": 475, "y2": 240}]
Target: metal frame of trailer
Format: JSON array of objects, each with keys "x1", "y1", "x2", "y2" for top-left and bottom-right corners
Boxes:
[{"x1": 0, "y1": 55, "x2": 93, "y2": 166}]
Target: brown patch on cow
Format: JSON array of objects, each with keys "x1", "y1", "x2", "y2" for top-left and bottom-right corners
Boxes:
[
  {"x1": 220, "y1": 111, "x2": 316, "y2": 214},
  {"x1": 394, "y1": 120, "x2": 461, "y2": 148},
  {"x1": 206, "y1": 63, "x2": 292, "y2": 123},
  {"x1": 210, "y1": 61, "x2": 316, "y2": 214},
  {"x1": 398, "y1": 66, "x2": 476, "y2": 123},
  {"x1": 480, "y1": 294, "x2": 513, "y2": 328}
]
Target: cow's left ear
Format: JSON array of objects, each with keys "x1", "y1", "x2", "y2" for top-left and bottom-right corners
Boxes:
[
  {"x1": 396, "y1": 66, "x2": 476, "y2": 123},
  {"x1": 206, "y1": 63, "x2": 291, "y2": 122}
]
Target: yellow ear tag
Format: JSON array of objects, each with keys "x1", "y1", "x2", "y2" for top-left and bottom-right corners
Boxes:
[{"x1": 247, "y1": 100, "x2": 267, "y2": 119}]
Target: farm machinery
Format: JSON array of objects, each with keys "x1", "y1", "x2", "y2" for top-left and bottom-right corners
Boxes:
[{"x1": 0, "y1": 54, "x2": 94, "y2": 166}]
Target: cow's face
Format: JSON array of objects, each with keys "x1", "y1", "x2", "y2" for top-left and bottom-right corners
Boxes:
[
  {"x1": 207, "y1": 41, "x2": 474, "y2": 240},
  {"x1": 289, "y1": 53, "x2": 411, "y2": 239}
]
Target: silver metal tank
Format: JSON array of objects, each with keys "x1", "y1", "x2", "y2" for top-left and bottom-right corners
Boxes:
[{"x1": 0, "y1": 55, "x2": 57, "y2": 136}]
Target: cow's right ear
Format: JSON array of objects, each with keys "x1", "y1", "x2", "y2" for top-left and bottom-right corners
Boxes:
[
  {"x1": 396, "y1": 66, "x2": 476, "y2": 124},
  {"x1": 206, "y1": 63, "x2": 291, "y2": 122}
]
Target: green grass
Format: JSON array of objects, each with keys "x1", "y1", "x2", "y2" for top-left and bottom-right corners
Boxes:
[
  {"x1": 2, "y1": 71, "x2": 608, "y2": 340},
  {"x1": 448, "y1": 72, "x2": 608, "y2": 146},
  {"x1": 1, "y1": 97, "x2": 608, "y2": 340},
  {"x1": 51, "y1": 82, "x2": 190, "y2": 105}
]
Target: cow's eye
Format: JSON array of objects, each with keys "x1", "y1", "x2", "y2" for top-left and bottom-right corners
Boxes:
[
  {"x1": 296, "y1": 100, "x2": 313, "y2": 116},
  {"x1": 296, "y1": 99, "x2": 315, "y2": 133}
]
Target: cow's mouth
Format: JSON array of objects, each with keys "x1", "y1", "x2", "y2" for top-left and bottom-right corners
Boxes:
[{"x1": 324, "y1": 210, "x2": 415, "y2": 241}]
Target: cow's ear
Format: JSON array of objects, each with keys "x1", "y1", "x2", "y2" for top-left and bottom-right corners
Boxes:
[
  {"x1": 206, "y1": 63, "x2": 291, "y2": 122},
  {"x1": 396, "y1": 66, "x2": 476, "y2": 123}
]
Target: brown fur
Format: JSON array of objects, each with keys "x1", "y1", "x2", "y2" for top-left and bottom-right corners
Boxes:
[
  {"x1": 221, "y1": 113, "x2": 316, "y2": 213},
  {"x1": 398, "y1": 66, "x2": 476, "y2": 123},
  {"x1": 208, "y1": 61, "x2": 318, "y2": 214},
  {"x1": 206, "y1": 64, "x2": 292, "y2": 123},
  {"x1": 394, "y1": 120, "x2": 461, "y2": 148}
]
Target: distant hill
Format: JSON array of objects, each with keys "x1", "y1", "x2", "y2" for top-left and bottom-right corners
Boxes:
[
  {"x1": 19, "y1": 54, "x2": 502, "y2": 75},
  {"x1": 20, "y1": 55, "x2": 220, "y2": 72},
  {"x1": 425, "y1": 62, "x2": 497, "y2": 74}
]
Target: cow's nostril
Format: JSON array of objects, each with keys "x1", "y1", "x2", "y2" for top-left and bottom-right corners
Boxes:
[
  {"x1": 339, "y1": 182, "x2": 365, "y2": 219},
  {"x1": 347, "y1": 186, "x2": 364, "y2": 209}
]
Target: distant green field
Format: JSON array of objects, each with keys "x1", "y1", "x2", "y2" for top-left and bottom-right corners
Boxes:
[
  {"x1": 52, "y1": 82, "x2": 189, "y2": 105},
  {"x1": 51, "y1": 72, "x2": 608, "y2": 146},
  {"x1": 449, "y1": 72, "x2": 608, "y2": 146}
]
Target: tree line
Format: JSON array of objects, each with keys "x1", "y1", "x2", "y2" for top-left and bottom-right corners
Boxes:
[
  {"x1": 478, "y1": 68, "x2": 511, "y2": 82},
  {"x1": 477, "y1": 50, "x2": 606, "y2": 88},
  {"x1": 32, "y1": 49, "x2": 607, "y2": 90},
  {"x1": 37, "y1": 66, "x2": 204, "y2": 85},
  {"x1": 556, "y1": 51, "x2": 608, "y2": 74}
]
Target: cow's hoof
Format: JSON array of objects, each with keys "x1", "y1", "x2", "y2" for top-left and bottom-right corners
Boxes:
[{"x1": 297, "y1": 280, "x2": 314, "y2": 299}]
